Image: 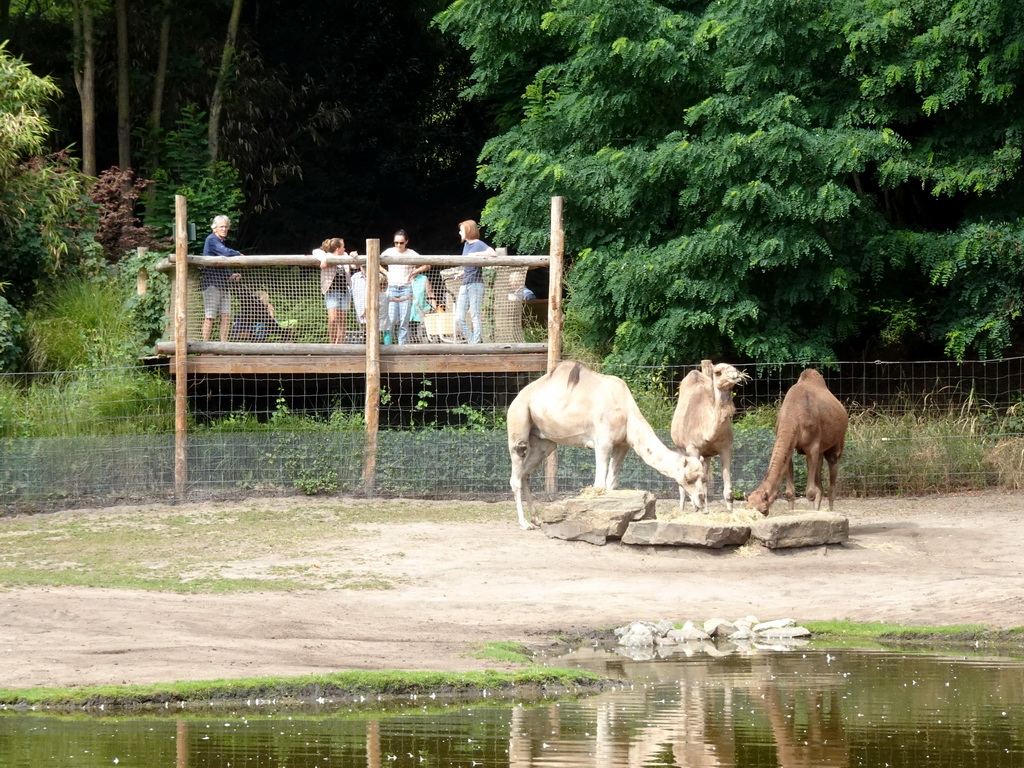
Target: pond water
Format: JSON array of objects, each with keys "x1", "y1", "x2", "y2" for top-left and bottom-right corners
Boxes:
[{"x1": 3, "y1": 646, "x2": 1024, "y2": 768}]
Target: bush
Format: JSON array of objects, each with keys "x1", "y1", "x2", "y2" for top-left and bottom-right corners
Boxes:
[{"x1": 0, "y1": 294, "x2": 24, "y2": 372}]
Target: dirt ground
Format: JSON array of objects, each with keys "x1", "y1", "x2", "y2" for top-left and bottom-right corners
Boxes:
[{"x1": 2, "y1": 490, "x2": 1023, "y2": 690}]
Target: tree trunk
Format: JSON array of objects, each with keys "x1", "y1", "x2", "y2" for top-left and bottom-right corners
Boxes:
[
  {"x1": 115, "y1": 0, "x2": 131, "y2": 170},
  {"x1": 208, "y1": 0, "x2": 243, "y2": 163},
  {"x1": 71, "y1": 0, "x2": 97, "y2": 177},
  {"x1": 145, "y1": 3, "x2": 171, "y2": 210}
]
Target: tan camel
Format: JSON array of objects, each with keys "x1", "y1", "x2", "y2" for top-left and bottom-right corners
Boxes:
[
  {"x1": 507, "y1": 361, "x2": 707, "y2": 529},
  {"x1": 746, "y1": 368, "x2": 848, "y2": 515},
  {"x1": 671, "y1": 360, "x2": 749, "y2": 511}
]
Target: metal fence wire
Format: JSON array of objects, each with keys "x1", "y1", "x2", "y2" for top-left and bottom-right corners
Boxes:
[{"x1": 1, "y1": 357, "x2": 1022, "y2": 510}]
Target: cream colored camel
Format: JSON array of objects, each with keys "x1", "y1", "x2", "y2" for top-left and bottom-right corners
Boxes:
[
  {"x1": 671, "y1": 360, "x2": 749, "y2": 511},
  {"x1": 746, "y1": 368, "x2": 848, "y2": 515},
  {"x1": 507, "y1": 361, "x2": 707, "y2": 530}
]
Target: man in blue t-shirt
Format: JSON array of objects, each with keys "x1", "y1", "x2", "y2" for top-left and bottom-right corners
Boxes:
[{"x1": 200, "y1": 215, "x2": 244, "y2": 341}]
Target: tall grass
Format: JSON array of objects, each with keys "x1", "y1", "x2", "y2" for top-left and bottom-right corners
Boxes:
[{"x1": 24, "y1": 277, "x2": 143, "y2": 371}]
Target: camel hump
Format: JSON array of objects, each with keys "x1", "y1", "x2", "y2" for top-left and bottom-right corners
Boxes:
[
  {"x1": 679, "y1": 368, "x2": 706, "y2": 391},
  {"x1": 798, "y1": 368, "x2": 826, "y2": 386}
]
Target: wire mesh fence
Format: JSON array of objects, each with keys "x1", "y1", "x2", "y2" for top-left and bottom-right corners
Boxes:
[
  {"x1": 170, "y1": 262, "x2": 545, "y2": 346},
  {"x1": 1, "y1": 357, "x2": 1022, "y2": 511}
]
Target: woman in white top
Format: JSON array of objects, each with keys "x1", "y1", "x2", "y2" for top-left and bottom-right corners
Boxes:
[{"x1": 380, "y1": 229, "x2": 428, "y2": 344}]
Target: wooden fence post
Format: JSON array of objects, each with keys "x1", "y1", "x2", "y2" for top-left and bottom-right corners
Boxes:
[
  {"x1": 364, "y1": 239, "x2": 381, "y2": 494},
  {"x1": 136, "y1": 247, "x2": 149, "y2": 295},
  {"x1": 173, "y1": 196, "x2": 189, "y2": 500},
  {"x1": 545, "y1": 196, "x2": 565, "y2": 495}
]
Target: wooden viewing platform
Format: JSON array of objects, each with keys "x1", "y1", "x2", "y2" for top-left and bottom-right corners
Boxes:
[
  {"x1": 153, "y1": 195, "x2": 567, "y2": 497},
  {"x1": 152, "y1": 200, "x2": 565, "y2": 377}
]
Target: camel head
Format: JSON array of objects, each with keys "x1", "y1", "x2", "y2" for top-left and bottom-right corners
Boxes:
[
  {"x1": 712, "y1": 363, "x2": 750, "y2": 392},
  {"x1": 676, "y1": 454, "x2": 707, "y2": 511},
  {"x1": 745, "y1": 487, "x2": 776, "y2": 516}
]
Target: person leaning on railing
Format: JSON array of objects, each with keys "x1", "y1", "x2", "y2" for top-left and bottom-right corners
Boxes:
[
  {"x1": 201, "y1": 215, "x2": 244, "y2": 342},
  {"x1": 316, "y1": 236, "x2": 358, "y2": 343},
  {"x1": 455, "y1": 219, "x2": 496, "y2": 343}
]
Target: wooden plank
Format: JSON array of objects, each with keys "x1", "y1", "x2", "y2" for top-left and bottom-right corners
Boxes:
[
  {"x1": 153, "y1": 254, "x2": 550, "y2": 273},
  {"x1": 164, "y1": 353, "x2": 550, "y2": 375},
  {"x1": 154, "y1": 341, "x2": 548, "y2": 356}
]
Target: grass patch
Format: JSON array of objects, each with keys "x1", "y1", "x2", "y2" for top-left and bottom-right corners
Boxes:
[
  {"x1": 0, "y1": 667, "x2": 604, "y2": 709},
  {"x1": 805, "y1": 620, "x2": 1024, "y2": 648},
  {"x1": 470, "y1": 642, "x2": 535, "y2": 664},
  {"x1": 0, "y1": 499, "x2": 500, "y2": 593}
]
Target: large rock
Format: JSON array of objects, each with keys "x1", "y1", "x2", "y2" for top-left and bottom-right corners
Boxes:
[
  {"x1": 622, "y1": 519, "x2": 750, "y2": 548},
  {"x1": 540, "y1": 490, "x2": 656, "y2": 545},
  {"x1": 749, "y1": 512, "x2": 848, "y2": 548}
]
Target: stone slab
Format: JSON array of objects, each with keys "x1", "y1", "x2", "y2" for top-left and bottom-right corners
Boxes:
[
  {"x1": 540, "y1": 490, "x2": 656, "y2": 545},
  {"x1": 622, "y1": 519, "x2": 751, "y2": 548},
  {"x1": 749, "y1": 512, "x2": 849, "y2": 549}
]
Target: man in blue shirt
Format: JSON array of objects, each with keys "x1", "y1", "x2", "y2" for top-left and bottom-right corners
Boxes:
[{"x1": 201, "y1": 215, "x2": 244, "y2": 341}]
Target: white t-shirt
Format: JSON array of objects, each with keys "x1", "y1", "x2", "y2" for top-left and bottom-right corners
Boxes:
[{"x1": 381, "y1": 247, "x2": 421, "y2": 287}]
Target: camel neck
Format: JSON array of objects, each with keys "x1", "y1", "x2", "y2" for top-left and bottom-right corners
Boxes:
[{"x1": 626, "y1": 409, "x2": 679, "y2": 479}]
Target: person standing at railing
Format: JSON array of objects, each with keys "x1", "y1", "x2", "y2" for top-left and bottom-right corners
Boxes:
[
  {"x1": 201, "y1": 215, "x2": 244, "y2": 342},
  {"x1": 455, "y1": 219, "x2": 496, "y2": 343},
  {"x1": 316, "y1": 237, "x2": 358, "y2": 343},
  {"x1": 381, "y1": 229, "x2": 429, "y2": 345}
]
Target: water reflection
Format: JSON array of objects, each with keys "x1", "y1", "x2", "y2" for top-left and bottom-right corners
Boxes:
[{"x1": 3, "y1": 648, "x2": 1023, "y2": 768}]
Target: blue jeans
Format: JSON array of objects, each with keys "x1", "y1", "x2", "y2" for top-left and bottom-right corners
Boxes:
[
  {"x1": 455, "y1": 281, "x2": 485, "y2": 343},
  {"x1": 387, "y1": 284, "x2": 413, "y2": 344}
]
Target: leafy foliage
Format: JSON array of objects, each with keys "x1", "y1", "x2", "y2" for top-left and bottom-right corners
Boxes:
[
  {"x1": 0, "y1": 294, "x2": 24, "y2": 373},
  {"x1": 145, "y1": 105, "x2": 245, "y2": 244},
  {"x1": 0, "y1": 46, "x2": 100, "y2": 305},
  {"x1": 90, "y1": 167, "x2": 159, "y2": 262},
  {"x1": 439, "y1": 0, "x2": 1024, "y2": 363}
]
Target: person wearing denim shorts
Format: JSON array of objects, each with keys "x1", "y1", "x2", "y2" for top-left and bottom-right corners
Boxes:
[
  {"x1": 201, "y1": 215, "x2": 243, "y2": 341},
  {"x1": 454, "y1": 219, "x2": 495, "y2": 343},
  {"x1": 317, "y1": 237, "x2": 358, "y2": 343}
]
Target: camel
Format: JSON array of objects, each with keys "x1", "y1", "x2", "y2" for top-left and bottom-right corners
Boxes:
[
  {"x1": 746, "y1": 368, "x2": 848, "y2": 516},
  {"x1": 671, "y1": 360, "x2": 749, "y2": 511},
  {"x1": 507, "y1": 360, "x2": 707, "y2": 530}
]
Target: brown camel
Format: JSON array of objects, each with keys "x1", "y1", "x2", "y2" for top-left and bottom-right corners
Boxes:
[
  {"x1": 671, "y1": 360, "x2": 749, "y2": 511},
  {"x1": 507, "y1": 361, "x2": 707, "y2": 530},
  {"x1": 746, "y1": 368, "x2": 848, "y2": 516}
]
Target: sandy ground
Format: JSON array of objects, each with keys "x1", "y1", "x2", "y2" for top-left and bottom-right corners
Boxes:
[{"x1": 1, "y1": 491, "x2": 1023, "y2": 690}]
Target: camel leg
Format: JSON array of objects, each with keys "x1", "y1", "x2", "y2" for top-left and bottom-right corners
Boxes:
[
  {"x1": 824, "y1": 446, "x2": 842, "y2": 511},
  {"x1": 607, "y1": 443, "x2": 629, "y2": 490},
  {"x1": 705, "y1": 455, "x2": 716, "y2": 506},
  {"x1": 510, "y1": 437, "x2": 556, "y2": 530},
  {"x1": 784, "y1": 457, "x2": 797, "y2": 511},
  {"x1": 593, "y1": 440, "x2": 617, "y2": 489},
  {"x1": 719, "y1": 445, "x2": 734, "y2": 511},
  {"x1": 806, "y1": 451, "x2": 824, "y2": 510}
]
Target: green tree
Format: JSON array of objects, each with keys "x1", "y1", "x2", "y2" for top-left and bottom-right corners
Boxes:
[
  {"x1": 145, "y1": 104, "x2": 244, "y2": 244},
  {"x1": 438, "y1": 0, "x2": 1024, "y2": 364}
]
